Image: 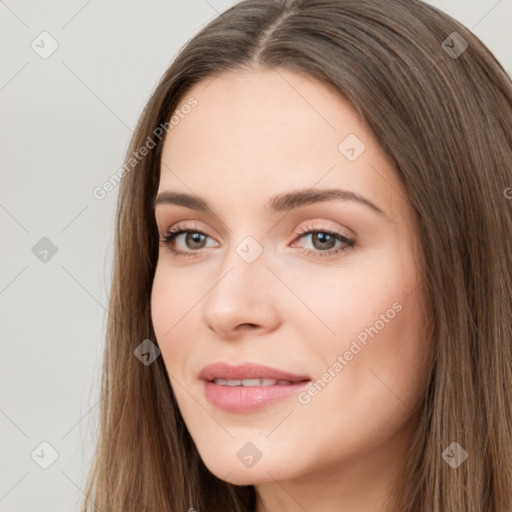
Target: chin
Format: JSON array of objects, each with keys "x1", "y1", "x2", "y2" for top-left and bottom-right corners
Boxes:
[
  {"x1": 199, "y1": 452, "x2": 290, "y2": 486},
  {"x1": 204, "y1": 461, "x2": 267, "y2": 485}
]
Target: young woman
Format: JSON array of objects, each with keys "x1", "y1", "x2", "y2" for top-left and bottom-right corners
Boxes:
[{"x1": 82, "y1": 1, "x2": 512, "y2": 510}]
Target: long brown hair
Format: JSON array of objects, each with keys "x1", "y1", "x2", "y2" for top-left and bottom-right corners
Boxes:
[{"x1": 81, "y1": 1, "x2": 512, "y2": 510}]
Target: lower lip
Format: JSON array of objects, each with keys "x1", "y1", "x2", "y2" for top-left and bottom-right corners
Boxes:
[{"x1": 203, "y1": 380, "x2": 311, "y2": 412}]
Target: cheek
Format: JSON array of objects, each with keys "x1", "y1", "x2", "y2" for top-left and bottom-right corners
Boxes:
[
  {"x1": 151, "y1": 267, "x2": 171, "y2": 339},
  {"x1": 283, "y1": 247, "x2": 417, "y2": 346},
  {"x1": 151, "y1": 263, "x2": 197, "y2": 331},
  {"x1": 296, "y1": 241, "x2": 427, "y2": 391},
  {"x1": 150, "y1": 266, "x2": 192, "y2": 368},
  {"x1": 294, "y1": 283, "x2": 427, "y2": 463},
  {"x1": 321, "y1": 264, "x2": 427, "y2": 415}
]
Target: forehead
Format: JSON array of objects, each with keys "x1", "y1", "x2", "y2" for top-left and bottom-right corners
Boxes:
[{"x1": 158, "y1": 68, "x2": 406, "y2": 221}]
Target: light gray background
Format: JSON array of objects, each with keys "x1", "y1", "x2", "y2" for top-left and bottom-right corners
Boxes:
[{"x1": 1, "y1": 1, "x2": 510, "y2": 511}]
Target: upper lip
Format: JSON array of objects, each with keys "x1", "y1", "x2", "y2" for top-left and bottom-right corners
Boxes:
[{"x1": 199, "y1": 362, "x2": 311, "y2": 382}]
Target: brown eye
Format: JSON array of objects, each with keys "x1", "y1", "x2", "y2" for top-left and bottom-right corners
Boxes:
[
  {"x1": 159, "y1": 224, "x2": 218, "y2": 256},
  {"x1": 310, "y1": 232, "x2": 337, "y2": 250},
  {"x1": 292, "y1": 226, "x2": 356, "y2": 258},
  {"x1": 182, "y1": 232, "x2": 207, "y2": 250}
]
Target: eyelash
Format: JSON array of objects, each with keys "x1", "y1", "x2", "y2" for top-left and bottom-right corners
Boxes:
[{"x1": 157, "y1": 223, "x2": 356, "y2": 259}]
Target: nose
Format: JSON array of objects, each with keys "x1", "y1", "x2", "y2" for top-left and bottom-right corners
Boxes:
[{"x1": 201, "y1": 244, "x2": 281, "y2": 340}]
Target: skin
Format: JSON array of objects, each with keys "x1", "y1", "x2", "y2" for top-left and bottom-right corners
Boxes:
[{"x1": 151, "y1": 66, "x2": 431, "y2": 512}]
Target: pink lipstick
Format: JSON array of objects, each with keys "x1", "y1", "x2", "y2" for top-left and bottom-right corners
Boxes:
[{"x1": 200, "y1": 362, "x2": 311, "y2": 412}]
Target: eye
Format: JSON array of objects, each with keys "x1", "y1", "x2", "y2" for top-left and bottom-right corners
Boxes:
[
  {"x1": 157, "y1": 222, "x2": 356, "y2": 258},
  {"x1": 291, "y1": 224, "x2": 356, "y2": 258},
  {"x1": 158, "y1": 223, "x2": 218, "y2": 257}
]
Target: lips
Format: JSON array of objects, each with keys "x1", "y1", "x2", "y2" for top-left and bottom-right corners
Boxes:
[
  {"x1": 199, "y1": 362, "x2": 312, "y2": 412},
  {"x1": 212, "y1": 378, "x2": 295, "y2": 386},
  {"x1": 199, "y1": 362, "x2": 311, "y2": 383}
]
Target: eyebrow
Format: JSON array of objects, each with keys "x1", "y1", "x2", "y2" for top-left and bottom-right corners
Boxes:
[{"x1": 153, "y1": 188, "x2": 388, "y2": 218}]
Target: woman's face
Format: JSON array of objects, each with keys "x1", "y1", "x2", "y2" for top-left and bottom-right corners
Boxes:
[{"x1": 151, "y1": 67, "x2": 430, "y2": 493}]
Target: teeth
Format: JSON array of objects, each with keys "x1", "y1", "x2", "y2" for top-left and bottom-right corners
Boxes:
[
  {"x1": 212, "y1": 378, "x2": 293, "y2": 386},
  {"x1": 241, "y1": 379, "x2": 262, "y2": 386}
]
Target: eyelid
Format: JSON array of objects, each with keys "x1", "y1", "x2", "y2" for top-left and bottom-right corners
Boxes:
[
  {"x1": 161, "y1": 222, "x2": 218, "y2": 246},
  {"x1": 160, "y1": 217, "x2": 351, "y2": 238}
]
